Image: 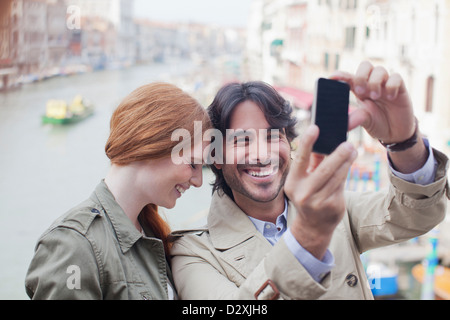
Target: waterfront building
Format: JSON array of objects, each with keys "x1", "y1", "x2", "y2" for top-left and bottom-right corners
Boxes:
[{"x1": 245, "y1": 0, "x2": 450, "y2": 154}]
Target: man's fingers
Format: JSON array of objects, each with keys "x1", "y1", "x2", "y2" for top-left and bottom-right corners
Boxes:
[
  {"x1": 354, "y1": 61, "x2": 374, "y2": 96},
  {"x1": 309, "y1": 141, "x2": 357, "y2": 193},
  {"x1": 308, "y1": 153, "x2": 325, "y2": 173},
  {"x1": 385, "y1": 73, "x2": 405, "y2": 101},
  {"x1": 329, "y1": 71, "x2": 354, "y2": 89},
  {"x1": 367, "y1": 66, "x2": 389, "y2": 100},
  {"x1": 291, "y1": 125, "x2": 319, "y2": 178},
  {"x1": 348, "y1": 107, "x2": 370, "y2": 131},
  {"x1": 316, "y1": 149, "x2": 357, "y2": 197}
]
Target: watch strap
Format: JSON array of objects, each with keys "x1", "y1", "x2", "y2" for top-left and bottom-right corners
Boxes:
[{"x1": 379, "y1": 118, "x2": 419, "y2": 152}]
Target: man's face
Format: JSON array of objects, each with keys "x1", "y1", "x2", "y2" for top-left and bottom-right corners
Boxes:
[{"x1": 215, "y1": 100, "x2": 291, "y2": 204}]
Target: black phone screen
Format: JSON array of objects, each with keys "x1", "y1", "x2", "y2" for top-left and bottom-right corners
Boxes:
[{"x1": 311, "y1": 78, "x2": 350, "y2": 155}]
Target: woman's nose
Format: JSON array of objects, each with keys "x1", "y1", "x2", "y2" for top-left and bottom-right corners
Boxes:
[{"x1": 190, "y1": 166, "x2": 203, "y2": 188}]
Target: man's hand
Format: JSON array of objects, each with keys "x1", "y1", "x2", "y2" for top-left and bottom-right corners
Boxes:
[
  {"x1": 284, "y1": 125, "x2": 357, "y2": 260},
  {"x1": 331, "y1": 61, "x2": 415, "y2": 143},
  {"x1": 331, "y1": 61, "x2": 428, "y2": 173}
]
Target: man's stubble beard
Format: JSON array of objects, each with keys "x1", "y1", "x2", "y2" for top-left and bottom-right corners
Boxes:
[{"x1": 222, "y1": 160, "x2": 291, "y2": 203}]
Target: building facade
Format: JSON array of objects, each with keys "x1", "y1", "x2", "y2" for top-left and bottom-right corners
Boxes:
[{"x1": 245, "y1": 0, "x2": 450, "y2": 154}]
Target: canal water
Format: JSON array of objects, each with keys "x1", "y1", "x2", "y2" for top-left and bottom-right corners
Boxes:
[{"x1": 0, "y1": 60, "x2": 215, "y2": 299}]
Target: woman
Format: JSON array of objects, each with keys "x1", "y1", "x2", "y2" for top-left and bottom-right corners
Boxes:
[{"x1": 25, "y1": 83, "x2": 211, "y2": 299}]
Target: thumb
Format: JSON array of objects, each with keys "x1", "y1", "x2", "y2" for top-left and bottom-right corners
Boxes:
[
  {"x1": 290, "y1": 125, "x2": 319, "y2": 178},
  {"x1": 348, "y1": 107, "x2": 370, "y2": 131}
]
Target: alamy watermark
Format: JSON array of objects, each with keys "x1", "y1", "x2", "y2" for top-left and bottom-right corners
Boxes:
[
  {"x1": 66, "y1": 5, "x2": 81, "y2": 30},
  {"x1": 66, "y1": 265, "x2": 81, "y2": 290},
  {"x1": 170, "y1": 121, "x2": 281, "y2": 166}
]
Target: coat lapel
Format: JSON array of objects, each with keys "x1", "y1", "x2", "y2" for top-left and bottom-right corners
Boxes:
[
  {"x1": 93, "y1": 180, "x2": 142, "y2": 254},
  {"x1": 207, "y1": 192, "x2": 273, "y2": 279}
]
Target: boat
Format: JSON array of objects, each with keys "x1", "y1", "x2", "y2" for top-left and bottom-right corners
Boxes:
[{"x1": 42, "y1": 95, "x2": 94, "y2": 125}]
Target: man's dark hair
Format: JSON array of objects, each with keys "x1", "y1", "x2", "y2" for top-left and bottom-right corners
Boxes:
[{"x1": 207, "y1": 81, "x2": 298, "y2": 199}]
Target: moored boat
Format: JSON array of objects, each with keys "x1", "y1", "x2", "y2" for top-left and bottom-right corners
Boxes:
[{"x1": 42, "y1": 95, "x2": 94, "y2": 125}]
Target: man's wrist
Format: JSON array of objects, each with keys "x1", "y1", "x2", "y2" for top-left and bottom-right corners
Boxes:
[
  {"x1": 284, "y1": 228, "x2": 335, "y2": 283},
  {"x1": 379, "y1": 118, "x2": 419, "y2": 152},
  {"x1": 388, "y1": 135, "x2": 429, "y2": 174},
  {"x1": 389, "y1": 138, "x2": 437, "y2": 185},
  {"x1": 290, "y1": 222, "x2": 333, "y2": 261}
]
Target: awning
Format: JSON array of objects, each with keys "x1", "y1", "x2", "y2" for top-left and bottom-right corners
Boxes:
[
  {"x1": 275, "y1": 86, "x2": 358, "y2": 113},
  {"x1": 275, "y1": 86, "x2": 314, "y2": 110}
]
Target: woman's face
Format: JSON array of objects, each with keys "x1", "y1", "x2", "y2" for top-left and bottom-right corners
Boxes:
[{"x1": 136, "y1": 142, "x2": 205, "y2": 209}]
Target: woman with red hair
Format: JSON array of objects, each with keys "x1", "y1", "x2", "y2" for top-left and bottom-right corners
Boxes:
[{"x1": 26, "y1": 83, "x2": 211, "y2": 300}]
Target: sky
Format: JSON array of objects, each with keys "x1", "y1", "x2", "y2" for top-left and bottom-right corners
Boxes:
[{"x1": 133, "y1": 0, "x2": 254, "y2": 27}]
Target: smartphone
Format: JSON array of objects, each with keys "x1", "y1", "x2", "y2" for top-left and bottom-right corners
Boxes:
[{"x1": 311, "y1": 78, "x2": 350, "y2": 155}]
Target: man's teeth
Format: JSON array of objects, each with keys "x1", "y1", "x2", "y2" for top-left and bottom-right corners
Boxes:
[
  {"x1": 248, "y1": 167, "x2": 275, "y2": 177},
  {"x1": 176, "y1": 186, "x2": 185, "y2": 194}
]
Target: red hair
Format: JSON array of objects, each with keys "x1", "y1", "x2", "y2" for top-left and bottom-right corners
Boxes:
[{"x1": 105, "y1": 82, "x2": 211, "y2": 256}]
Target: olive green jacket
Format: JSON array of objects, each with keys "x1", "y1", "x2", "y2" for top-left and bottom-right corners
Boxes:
[
  {"x1": 171, "y1": 149, "x2": 449, "y2": 300},
  {"x1": 25, "y1": 180, "x2": 174, "y2": 300}
]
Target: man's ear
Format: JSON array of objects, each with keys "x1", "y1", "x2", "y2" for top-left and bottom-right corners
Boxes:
[{"x1": 214, "y1": 163, "x2": 222, "y2": 170}]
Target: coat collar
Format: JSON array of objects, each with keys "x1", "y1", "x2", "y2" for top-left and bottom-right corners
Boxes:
[
  {"x1": 92, "y1": 180, "x2": 142, "y2": 254},
  {"x1": 207, "y1": 191, "x2": 298, "y2": 250}
]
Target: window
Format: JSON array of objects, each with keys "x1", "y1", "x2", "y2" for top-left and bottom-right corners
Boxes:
[
  {"x1": 344, "y1": 0, "x2": 357, "y2": 10},
  {"x1": 335, "y1": 54, "x2": 340, "y2": 70},
  {"x1": 345, "y1": 26, "x2": 356, "y2": 49},
  {"x1": 425, "y1": 76, "x2": 434, "y2": 113}
]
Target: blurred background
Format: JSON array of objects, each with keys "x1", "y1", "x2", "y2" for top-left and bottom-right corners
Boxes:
[{"x1": 0, "y1": 0, "x2": 449, "y2": 300}]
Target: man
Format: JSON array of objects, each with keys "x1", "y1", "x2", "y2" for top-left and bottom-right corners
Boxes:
[{"x1": 170, "y1": 61, "x2": 449, "y2": 299}]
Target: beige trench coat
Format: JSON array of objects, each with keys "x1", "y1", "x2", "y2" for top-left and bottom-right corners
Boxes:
[{"x1": 171, "y1": 149, "x2": 449, "y2": 300}]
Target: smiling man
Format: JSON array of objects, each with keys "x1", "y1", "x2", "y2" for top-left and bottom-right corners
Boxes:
[
  {"x1": 170, "y1": 62, "x2": 449, "y2": 300},
  {"x1": 217, "y1": 100, "x2": 291, "y2": 222}
]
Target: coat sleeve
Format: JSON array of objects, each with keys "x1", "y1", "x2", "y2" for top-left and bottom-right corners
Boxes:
[
  {"x1": 25, "y1": 227, "x2": 102, "y2": 300},
  {"x1": 345, "y1": 148, "x2": 449, "y2": 254},
  {"x1": 171, "y1": 234, "x2": 330, "y2": 300}
]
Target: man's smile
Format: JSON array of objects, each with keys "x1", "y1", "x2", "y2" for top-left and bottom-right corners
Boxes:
[{"x1": 240, "y1": 165, "x2": 280, "y2": 182}]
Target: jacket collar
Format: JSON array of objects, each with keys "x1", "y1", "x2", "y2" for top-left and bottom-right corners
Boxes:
[
  {"x1": 92, "y1": 180, "x2": 142, "y2": 253},
  {"x1": 207, "y1": 191, "x2": 297, "y2": 250}
]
